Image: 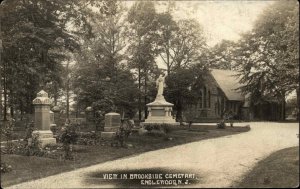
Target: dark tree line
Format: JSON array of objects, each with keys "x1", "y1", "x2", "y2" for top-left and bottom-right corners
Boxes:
[
  {"x1": 0, "y1": 0, "x2": 298, "y2": 122},
  {"x1": 0, "y1": 0, "x2": 103, "y2": 120}
]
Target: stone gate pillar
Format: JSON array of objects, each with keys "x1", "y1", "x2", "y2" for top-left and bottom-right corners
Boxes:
[{"x1": 32, "y1": 90, "x2": 56, "y2": 147}]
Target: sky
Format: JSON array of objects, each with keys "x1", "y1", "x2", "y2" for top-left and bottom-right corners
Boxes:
[
  {"x1": 124, "y1": 0, "x2": 275, "y2": 69},
  {"x1": 125, "y1": 0, "x2": 275, "y2": 47}
]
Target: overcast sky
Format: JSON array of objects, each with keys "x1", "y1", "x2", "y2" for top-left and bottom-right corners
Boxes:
[
  {"x1": 124, "y1": 1, "x2": 276, "y2": 69},
  {"x1": 126, "y1": 0, "x2": 275, "y2": 47}
]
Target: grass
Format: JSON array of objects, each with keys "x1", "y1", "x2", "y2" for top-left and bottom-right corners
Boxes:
[
  {"x1": 1, "y1": 126, "x2": 250, "y2": 187},
  {"x1": 235, "y1": 146, "x2": 299, "y2": 188}
]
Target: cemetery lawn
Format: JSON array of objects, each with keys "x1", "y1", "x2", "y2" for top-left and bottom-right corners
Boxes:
[
  {"x1": 236, "y1": 146, "x2": 299, "y2": 188},
  {"x1": 1, "y1": 126, "x2": 249, "y2": 187}
]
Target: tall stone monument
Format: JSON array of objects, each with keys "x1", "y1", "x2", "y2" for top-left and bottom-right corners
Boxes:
[
  {"x1": 144, "y1": 74, "x2": 179, "y2": 125},
  {"x1": 32, "y1": 90, "x2": 56, "y2": 147}
]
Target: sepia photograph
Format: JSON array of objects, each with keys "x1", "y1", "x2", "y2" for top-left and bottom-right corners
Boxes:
[{"x1": 0, "y1": 0, "x2": 299, "y2": 188}]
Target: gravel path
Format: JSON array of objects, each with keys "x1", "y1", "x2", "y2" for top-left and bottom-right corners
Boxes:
[{"x1": 7, "y1": 122, "x2": 299, "y2": 188}]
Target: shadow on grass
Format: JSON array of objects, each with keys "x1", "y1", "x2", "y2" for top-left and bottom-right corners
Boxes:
[
  {"x1": 234, "y1": 146, "x2": 299, "y2": 188},
  {"x1": 85, "y1": 168, "x2": 201, "y2": 188}
]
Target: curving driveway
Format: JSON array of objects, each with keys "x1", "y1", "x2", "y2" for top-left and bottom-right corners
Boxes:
[{"x1": 7, "y1": 122, "x2": 299, "y2": 188}]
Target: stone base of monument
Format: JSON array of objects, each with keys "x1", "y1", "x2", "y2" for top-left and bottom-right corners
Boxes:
[
  {"x1": 32, "y1": 130, "x2": 56, "y2": 147},
  {"x1": 143, "y1": 95, "x2": 180, "y2": 127}
]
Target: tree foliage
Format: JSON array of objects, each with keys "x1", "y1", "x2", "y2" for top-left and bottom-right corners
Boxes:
[
  {"x1": 73, "y1": 1, "x2": 138, "y2": 119},
  {"x1": 157, "y1": 14, "x2": 207, "y2": 74},
  {"x1": 0, "y1": 0, "x2": 101, "y2": 118},
  {"x1": 208, "y1": 40, "x2": 236, "y2": 70},
  {"x1": 233, "y1": 0, "x2": 299, "y2": 119},
  {"x1": 165, "y1": 64, "x2": 207, "y2": 121},
  {"x1": 127, "y1": 1, "x2": 161, "y2": 120}
]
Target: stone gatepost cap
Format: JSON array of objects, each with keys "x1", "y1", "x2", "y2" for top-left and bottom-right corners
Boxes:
[{"x1": 32, "y1": 90, "x2": 51, "y2": 105}]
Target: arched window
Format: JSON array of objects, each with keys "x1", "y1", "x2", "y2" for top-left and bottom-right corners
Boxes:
[
  {"x1": 198, "y1": 90, "x2": 203, "y2": 108},
  {"x1": 215, "y1": 102, "x2": 217, "y2": 115},
  {"x1": 208, "y1": 91, "x2": 211, "y2": 108},
  {"x1": 217, "y1": 99, "x2": 221, "y2": 115}
]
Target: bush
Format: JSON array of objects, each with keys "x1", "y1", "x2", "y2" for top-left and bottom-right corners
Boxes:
[
  {"x1": 146, "y1": 129, "x2": 166, "y2": 137},
  {"x1": 76, "y1": 131, "x2": 101, "y2": 145},
  {"x1": 111, "y1": 120, "x2": 133, "y2": 147},
  {"x1": 24, "y1": 121, "x2": 35, "y2": 142},
  {"x1": 11, "y1": 134, "x2": 45, "y2": 157},
  {"x1": 58, "y1": 124, "x2": 79, "y2": 160},
  {"x1": 217, "y1": 120, "x2": 226, "y2": 129},
  {"x1": 0, "y1": 162, "x2": 12, "y2": 173},
  {"x1": 2, "y1": 133, "x2": 62, "y2": 159},
  {"x1": 112, "y1": 127, "x2": 126, "y2": 147},
  {"x1": 144, "y1": 123, "x2": 172, "y2": 134},
  {"x1": 1, "y1": 119, "x2": 15, "y2": 154}
]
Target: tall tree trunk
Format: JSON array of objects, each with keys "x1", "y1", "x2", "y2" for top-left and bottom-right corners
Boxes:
[
  {"x1": 0, "y1": 49, "x2": 2, "y2": 119},
  {"x1": 9, "y1": 90, "x2": 14, "y2": 118},
  {"x1": 54, "y1": 84, "x2": 58, "y2": 106},
  {"x1": 66, "y1": 78, "x2": 70, "y2": 121},
  {"x1": 144, "y1": 71, "x2": 147, "y2": 119},
  {"x1": 3, "y1": 61, "x2": 7, "y2": 121},
  {"x1": 138, "y1": 61, "x2": 141, "y2": 121},
  {"x1": 166, "y1": 42, "x2": 171, "y2": 75},
  {"x1": 66, "y1": 63, "x2": 70, "y2": 121},
  {"x1": 176, "y1": 97, "x2": 182, "y2": 122},
  {"x1": 0, "y1": 17, "x2": 3, "y2": 121},
  {"x1": 281, "y1": 95, "x2": 286, "y2": 121},
  {"x1": 297, "y1": 88, "x2": 299, "y2": 120}
]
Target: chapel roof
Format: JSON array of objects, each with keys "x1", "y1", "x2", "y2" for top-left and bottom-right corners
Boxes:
[{"x1": 210, "y1": 69, "x2": 245, "y2": 101}]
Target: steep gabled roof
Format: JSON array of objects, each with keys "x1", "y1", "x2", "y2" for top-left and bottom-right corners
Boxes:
[{"x1": 210, "y1": 69, "x2": 244, "y2": 101}]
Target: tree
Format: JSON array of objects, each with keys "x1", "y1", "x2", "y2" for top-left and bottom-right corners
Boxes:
[
  {"x1": 233, "y1": 0, "x2": 299, "y2": 120},
  {"x1": 157, "y1": 16, "x2": 207, "y2": 74},
  {"x1": 165, "y1": 64, "x2": 207, "y2": 121},
  {"x1": 73, "y1": 1, "x2": 139, "y2": 120},
  {"x1": 127, "y1": 1, "x2": 161, "y2": 120},
  {"x1": 156, "y1": 12, "x2": 178, "y2": 75},
  {"x1": 208, "y1": 40, "x2": 236, "y2": 70},
  {"x1": 0, "y1": 0, "x2": 101, "y2": 120}
]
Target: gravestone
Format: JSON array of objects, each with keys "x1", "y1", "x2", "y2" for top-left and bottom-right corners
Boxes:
[
  {"x1": 104, "y1": 112, "x2": 121, "y2": 131},
  {"x1": 49, "y1": 110, "x2": 58, "y2": 135},
  {"x1": 101, "y1": 112, "x2": 121, "y2": 139},
  {"x1": 32, "y1": 90, "x2": 56, "y2": 147},
  {"x1": 52, "y1": 105, "x2": 60, "y2": 124},
  {"x1": 49, "y1": 111, "x2": 55, "y2": 125}
]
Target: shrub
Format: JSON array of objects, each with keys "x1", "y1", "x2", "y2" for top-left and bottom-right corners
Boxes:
[
  {"x1": 50, "y1": 125, "x2": 59, "y2": 135},
  {"x1": 111, "y1": 120, "x2": 133, "y2": 147},
  {"x1": 13, "y1": 133, "x2": 44, "y2": 157},
  {"x1": 144, "y1": 124, "x2": 154, "y2": 132},
  {"x1": 76, "y1": 131, "x2": 101, "y2": 145},
  {"x1": 217, "y1": 120, "x2": 226, "y2": 129},
  {"x1": 58, "y1": 124, "x2": 79, "y2": 160},
  {"x1": 146, "y1": 129, "x2": 166, "y2": 137},
  {"x1": 3, "y1": 134, "x2": 62, "y2": 159},
  {"x1": 24, "y1": 121, "x2": 35, "y2": 143},
  {"x1": 112, "y1": 127, "x2": 126, "y2": 147},
  {"x1": 144, "y1": 123, "x2": 172, "y2": 134},
  {"x1": 0, "y1": 162, "x2": 12, "y2": 173},
  {"x1": 1, "y1": 119, "x2": 15, "y2": 154}
]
